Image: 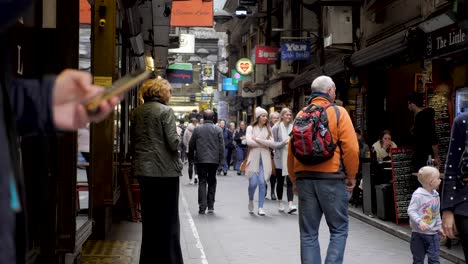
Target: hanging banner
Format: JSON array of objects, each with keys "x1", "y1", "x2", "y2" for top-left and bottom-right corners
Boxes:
[
  {"x1": 168, "y1": 63, "x2": 193, "y2": 70},
  {"x1": 255, "y1": 46, "x2": 279, "y2": 64},
  {"x1": 235, "y1": 58, "x2": 254, "y2": 75},
  {"x1": 171, "y1": 0, "x2": 214, "y2": 27},
  {"x1": 280, "y1": 40, "x2": 311, "y2": 61},
  {"x1": 167, "y1": 69, "x2": 193, "y2": 83},
  {"x1": 202, "y1": 64, "x2": 215, "y2": 81}
]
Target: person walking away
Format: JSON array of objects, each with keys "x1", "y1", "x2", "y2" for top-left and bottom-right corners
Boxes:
[
  {"x1": 268, "y1": 111, "x2": 280, "y2": 200},
  {"x1": 246, "y1": 107, "x2": 275, "y2": 216},
  {"x1": 219, "y1": 120, "x2": 233, "y2": 175},
  {"x1": 131, "y1": 78, "x2": 184, "y2": 264},
  {"x1": 177, "y1": 119, "x2": 187, "y2": 163},
  {"x1": 272, "y1": 108, "x2": 297, "y2": 213},
  {"x1": 184, "y1": 117, "x2": 198, "y2": 184},
  {"x1": 408, "y1": 166, "x2": 444, "y2": 264},
  {"x1": 408, "y1": 93, "x2": 439, "y2": 171},
  {"x1": 189, "y1": 109, "x2": 224, "y2": 214},
  {"x1": 441, "y1": 112, "x2": 468, "y2": 261},
  {"x1": 287, "y1": 75, "x2": 359, "y2": 264},
  {"x1": 234, "y1": 121, "x2": 247, "y2": 175}
]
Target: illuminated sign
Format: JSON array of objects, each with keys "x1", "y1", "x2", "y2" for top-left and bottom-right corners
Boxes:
[{"x1": 235, "y1": 58, "x2": 253, "y2": 75}]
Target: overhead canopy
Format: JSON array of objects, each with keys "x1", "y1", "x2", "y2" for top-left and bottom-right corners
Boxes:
[{"x1": 350, "y1": 30, "x2": 408, "y2": 67}]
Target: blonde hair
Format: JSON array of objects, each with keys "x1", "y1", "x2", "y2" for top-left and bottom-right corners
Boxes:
[
  {"x1": 279, "y1": 108, "x2": 292, "y2": 120},
  {"x1": 417, "y1": 166, "x2": 440, "y2": 185},
  {"x1": 139, "y1": 78, "x2": 172, "y2": 104}
]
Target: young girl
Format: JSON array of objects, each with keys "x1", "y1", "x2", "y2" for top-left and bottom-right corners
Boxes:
[{"x1": 246, "y1": 107, "x2": 275, "y2": 216}]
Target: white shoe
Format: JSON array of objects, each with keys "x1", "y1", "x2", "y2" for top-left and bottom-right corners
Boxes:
[
  {"x1": 258, "y1": 208, "x2": 266, "y2": 216},
  {"x1": 288, "y1": 204, "x2": 297, "y2": 214},
  {"x1": 248, "y1": 201, "x2": 254, "y2": 213},
  {"x1": 189, "y1": 179, "x2": 194, "y2": 185},
  {"x1": 278, "y1": 201, "x2": 285, "y2": 212}
]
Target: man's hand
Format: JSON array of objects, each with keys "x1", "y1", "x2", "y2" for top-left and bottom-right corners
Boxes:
[
  {"x1": 53, "y1": 69, "x2": 121, "y2": 130},
  {"x1": 292, "y1": 183, "x2": 298, "y2": 196},
  {"x1": 346, "y1": 178, "x2": 356, "y2": 200},
  {"x1": 419, "y1": 220, "x2": 429, "y2": 231},
  {"x1": 442, "y1": 211, "x2": 458, "y2": 239}
]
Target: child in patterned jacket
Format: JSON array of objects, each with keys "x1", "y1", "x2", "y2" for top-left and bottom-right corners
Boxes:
[{"x1": 408, "y1": 166, "x2": 445, "y2": 264}]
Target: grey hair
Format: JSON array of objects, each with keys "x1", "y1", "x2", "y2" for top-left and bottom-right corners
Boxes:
[{"x1": 311, "y1": 75, "x2": 335, "y2": 93}]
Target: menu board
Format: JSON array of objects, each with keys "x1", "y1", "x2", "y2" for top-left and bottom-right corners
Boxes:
[
  {"x1": 427, "y1": 89, "x2": 451, "y2": 173},
  {"x1": 390, "y1": 147, "x2": 417, "y2": 225}
]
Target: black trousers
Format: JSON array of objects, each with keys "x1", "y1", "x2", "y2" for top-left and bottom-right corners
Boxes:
[
  {"x1": 187, "y1": 154, "x2": 196, "y2": 179},
  {"x1": 196, "y1": 163, "x2": 218, "y2": 210},
  {"x1": 275, "y1": 169, "x2": 294, "y2": 202},
  {"x1": 138, "y1": 176, "x2": 183, "y2": 264},
  {"x1": 455, "y1": 214, "x2": 468, "y2": 262}
]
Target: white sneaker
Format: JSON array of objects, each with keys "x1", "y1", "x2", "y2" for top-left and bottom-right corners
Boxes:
[
  {"x1": 278, "y1": 201, "x2": 285, "y2": 212},
  {"x1": 248, "y1": 201, "x2": 254, "y2": 213},
  {"x1": 258, "y1": 208, "x2": 266, "y2": 216},
  {"x1": 288, "y1": 204, "x2": 297, "y2": 214},
  {"x1": 189, "y1": 179, "x2": 194, "y2": 185}
]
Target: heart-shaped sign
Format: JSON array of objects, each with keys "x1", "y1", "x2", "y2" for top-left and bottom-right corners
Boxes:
[
  {"x1": 236, "y1": 58, "x2": 253, "y2": 75},
  {"x1": 239, "y1": 62, "x2": 250, "y2": 72}
]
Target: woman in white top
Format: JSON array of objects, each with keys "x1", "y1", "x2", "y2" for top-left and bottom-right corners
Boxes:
[
  {"x1": 272, "y1": 108, "x2": 297, "y2": 213},
  {"x1": 372, "y1": 130, "x2": 397, "y2": 161},
  {"x1": 246, "y1": 107, "x2": 275, "y2": 216}
]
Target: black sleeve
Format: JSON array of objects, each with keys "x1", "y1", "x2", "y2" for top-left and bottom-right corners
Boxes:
[
  {"x1": 441, "y1": 115, "x2": 466, "y2": 211},
  {"x1": 10, "y1": 77, "x2": 56, "y2": 136},
  {"x1": 429, "y1": 109, "x2": 438, "y2": 146}
]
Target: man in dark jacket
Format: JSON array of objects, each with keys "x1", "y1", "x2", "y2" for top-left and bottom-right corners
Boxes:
[
  {"x1": 0, "y1": 2, "x2": 120, "y2": 263},
  {"x1": 189, "y1": 110, "x2": 224, "y2": 214},
  {"x1": 408, "y1": 93, "x2": 439, "y2": 171}
]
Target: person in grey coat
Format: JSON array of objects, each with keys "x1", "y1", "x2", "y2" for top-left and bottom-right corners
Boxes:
[
  {"x1": 131, "y1": 78, "x2": 183, "y2": 264},
  {"x1": 189, "y1": 110, "x2": 224, "y2": 214}
]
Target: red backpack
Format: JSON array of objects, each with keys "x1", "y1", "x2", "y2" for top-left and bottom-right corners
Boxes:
[{"x1": 290, "y1": 103, "x2": 340, "y2": 165}]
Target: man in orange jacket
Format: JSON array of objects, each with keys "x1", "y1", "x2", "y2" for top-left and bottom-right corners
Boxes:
[{"x1": 287, "y1": 75, "x2": 359, "y2": 264}]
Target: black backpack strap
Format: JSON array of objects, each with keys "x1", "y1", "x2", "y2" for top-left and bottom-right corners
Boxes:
[{"x1": 332, "y1": 105, "x2": 341, "y2": 143}]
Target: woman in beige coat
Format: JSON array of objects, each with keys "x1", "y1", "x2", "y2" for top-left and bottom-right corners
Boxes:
[{"x1": 246, "y1": 107, "x2": 275, "y2": 216}]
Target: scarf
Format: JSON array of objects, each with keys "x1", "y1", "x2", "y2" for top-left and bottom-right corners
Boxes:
[{"x1": 279, "y1": 122, "x2": 292, "y2": 176}]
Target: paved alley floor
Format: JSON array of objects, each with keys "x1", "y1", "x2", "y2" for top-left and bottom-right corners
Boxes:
[{"x1": 107, "y1": 166, "x2": 456, "y2": 264}]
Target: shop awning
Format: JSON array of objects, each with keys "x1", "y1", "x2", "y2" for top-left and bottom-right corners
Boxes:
[{"x1": 350, "y1": 30, "x2": 408, "y2": 67}]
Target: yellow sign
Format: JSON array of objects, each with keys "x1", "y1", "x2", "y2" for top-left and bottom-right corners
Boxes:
[{"x1": 94, "y1": 76, "x2": 113, "y2": 87}]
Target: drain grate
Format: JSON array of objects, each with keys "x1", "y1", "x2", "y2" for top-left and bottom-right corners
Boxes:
[{"x1": 81, "y1": 240, "x2": 140, "y2": 264}]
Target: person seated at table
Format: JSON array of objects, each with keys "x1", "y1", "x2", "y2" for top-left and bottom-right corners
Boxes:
[{"x1": 372, "y1": 130, "x2": 397, "y2": 161}]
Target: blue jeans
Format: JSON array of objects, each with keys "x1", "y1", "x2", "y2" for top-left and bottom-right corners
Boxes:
[
  {"x1": 410, "y1": 232, "x2": 440, "y2": 264},
  {"x1": 248, "y1": 158, "x2": 266, "y2": 208},
  {"x1": 235, "y1": 147, "x2": 246, "y2": 171},
  {"x1": 296, "y1": 178, "x2": 349, "y2": 264}
]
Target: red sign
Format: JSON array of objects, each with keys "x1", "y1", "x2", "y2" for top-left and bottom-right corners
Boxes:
[
  {"x1": 255, "y1": 46, "x2": 279, "y2": 64},
  {"x1": 171, "y1": 0, "x2": 213, "y2": 27}
]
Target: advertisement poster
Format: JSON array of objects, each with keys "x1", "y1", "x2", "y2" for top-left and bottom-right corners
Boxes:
[{"x1": 202, "y1": 64, "x2": 215, "y2": 81}]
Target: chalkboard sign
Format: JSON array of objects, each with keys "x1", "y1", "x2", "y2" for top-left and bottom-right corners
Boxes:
[
  {"x1": 391, "y1": 147, "x2": 418, "y2": 225},
  {"x1": 427, "y1": 86, "x2": 452, "y2": 173}
]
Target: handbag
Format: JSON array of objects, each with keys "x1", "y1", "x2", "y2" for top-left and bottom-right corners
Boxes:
[{"x1": 240, "y1": 147, "x2": 250, "y2": 174}]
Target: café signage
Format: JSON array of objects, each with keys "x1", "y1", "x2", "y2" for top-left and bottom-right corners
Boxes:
[
  {"x1": 255, "y1": 46, "x2": 279, "y2": 64},
  {"x1": 235, "y1": 58, "x2": 254, "y2": 75},
  {"x1": 280, "y1": 40, "x2": 311, "y2": 61},
  {"x1": 425, "y1": 23, "x2": 468, "y2": 57}
]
